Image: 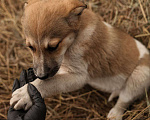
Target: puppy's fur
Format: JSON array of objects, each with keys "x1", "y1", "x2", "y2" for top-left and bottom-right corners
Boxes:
[{"x1": 10, "y1": 0, "x2": 150, "y2": 119}]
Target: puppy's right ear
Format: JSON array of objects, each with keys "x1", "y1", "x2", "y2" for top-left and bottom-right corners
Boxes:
[
  {"x1": 21, "y1": 2, "x2": 28, "y2": 24},
  {"x1": 24, "y1": 2, "x2": 28, "y2": 7},
  {"x1": 66, "y1": 4, "x2": 87, "y2": 27},
  {"x1": 23, "y1": 2, "x2": 28, "y2": 10}
]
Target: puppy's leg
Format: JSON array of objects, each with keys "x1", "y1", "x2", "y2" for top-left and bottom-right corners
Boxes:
[
  {"x1": 107, "y1": 65, "x2": 150, "y2": 120},
  {"x1": 10, "y1": 72, "x2": 88, "y2": 110},
  {"x1": 108, "y1": 90, "x2": 120, "y2": 102},
  {"x1": 32, "y1": 73, "x2": 88, "y2": 98}
]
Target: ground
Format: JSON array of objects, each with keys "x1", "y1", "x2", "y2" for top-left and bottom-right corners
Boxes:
[{"x1": 0, "y1": 0, "x2": 150, "y2": 120}]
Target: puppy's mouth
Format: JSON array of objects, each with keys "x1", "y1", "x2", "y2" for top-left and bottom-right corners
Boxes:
[
  {"x1": 37, "y1": 74, "x2": 49, "y2": 80},
  {"x1": 49, "y1": 66, "x2": 60, "y2": 77},
  {"x1": 36, "y1": 66, "x2": 60, "y2": 80}
]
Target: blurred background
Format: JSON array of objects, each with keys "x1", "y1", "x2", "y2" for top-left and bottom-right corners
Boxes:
[{"x1": 0, "y1": 0, "x2": 150, "y2": 119}]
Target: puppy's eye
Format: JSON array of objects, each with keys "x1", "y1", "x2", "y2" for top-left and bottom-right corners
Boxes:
[
  {"x1": 48, "y1": 43, "x2": 59, "y2": 52},
  {"x1": 28, "y1": 46, "x2": 35, "y2": 51}
]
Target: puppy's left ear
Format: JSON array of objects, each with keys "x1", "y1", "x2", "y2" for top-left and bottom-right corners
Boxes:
[{"x1": 66, "y1": 4, "x2": 87, "y2": 27}]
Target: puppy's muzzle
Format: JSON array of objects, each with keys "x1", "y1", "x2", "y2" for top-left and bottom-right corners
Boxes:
[{"x1": 34, "y1": 66, "x2": 59, "y2": 80}]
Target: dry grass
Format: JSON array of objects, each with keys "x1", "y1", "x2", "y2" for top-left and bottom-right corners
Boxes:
[{"x1": 0, "y1": 0, "x2": 150, "y2": 120}]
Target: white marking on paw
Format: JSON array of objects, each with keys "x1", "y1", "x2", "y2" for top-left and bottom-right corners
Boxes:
[{"x1": 107, "y1": 108, "x2": 123, "y2": 120}]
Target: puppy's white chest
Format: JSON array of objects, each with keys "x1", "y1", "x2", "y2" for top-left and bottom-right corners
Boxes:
[{"x1": 88, "y1": 74, "x2": 127, "y2": 93}]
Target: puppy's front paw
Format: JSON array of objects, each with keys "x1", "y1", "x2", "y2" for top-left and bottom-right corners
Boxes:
[
  {"x1": 10, "y1": 84, "x2": 32, "y2": 110},
  {"x1": 107, "y1": 107, "x2": 123, "y2": 120}
]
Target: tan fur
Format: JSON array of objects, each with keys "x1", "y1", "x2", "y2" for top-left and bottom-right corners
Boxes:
[
  {"x1": 10, "y1": 0, "x2": 150, "y2": 120},
  {"x1": 83, "y1": 19, "x2": 139, "y2": 78}
]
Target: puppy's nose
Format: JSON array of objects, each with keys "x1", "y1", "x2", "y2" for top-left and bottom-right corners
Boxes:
[
  {"x1": 37, "y1": 74, "x2": 49, "y2": 80},
  {"x1": 33, "y1": 67, "x2": 50, "y2": 80}
]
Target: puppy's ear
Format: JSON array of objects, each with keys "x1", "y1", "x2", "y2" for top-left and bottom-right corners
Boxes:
[
  {"x1": 23, "y1": 2, "x2": 28, "y2": 9},
  {"x1": 71, "y1": 5, "x2": 87, "y2": 16},
  {"x1": 66, "y1": 4, "x2": 87, "y2": 27},
  {"x1": 21, "y1": 2, "x2": 28, "y2": 24}
]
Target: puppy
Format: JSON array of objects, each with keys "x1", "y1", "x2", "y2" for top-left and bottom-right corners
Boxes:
[{"x1": 10, "y1": 0, "x2": 150, "y2": 119}]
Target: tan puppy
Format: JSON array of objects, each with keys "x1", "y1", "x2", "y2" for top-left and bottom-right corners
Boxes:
[{"x1": 10, "y1": 0, "x2": 150, "y2": 119}]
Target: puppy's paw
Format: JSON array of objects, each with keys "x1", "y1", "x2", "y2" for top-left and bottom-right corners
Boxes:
[
  {"x1": 10, "y1": 84, "x2": 32, "y2": 110},
  {"x1": 107, "y1": 107, "x2": 123, "y2": 120}
]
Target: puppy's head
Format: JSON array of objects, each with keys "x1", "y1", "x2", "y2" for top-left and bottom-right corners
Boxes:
[{"x1": 22, "y1": 0, "x2": 86, "y2": 80}]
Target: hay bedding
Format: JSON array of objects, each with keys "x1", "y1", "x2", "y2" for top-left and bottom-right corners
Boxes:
[{"x1": 0, "y1": 0, "x2": 150, "y2": 119}]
